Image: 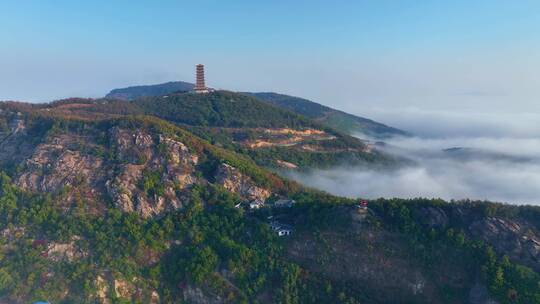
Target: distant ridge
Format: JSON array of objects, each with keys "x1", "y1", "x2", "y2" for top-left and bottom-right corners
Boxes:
[
  {"x1": 105, "y1": 82, "x2": 409, "y2": 138},
  {"x1": 246, "y1": 92, "x2": 409, "y2": 138},
  {"x1": 106, "y1": 81, "x2": 194, "y2": 100}
]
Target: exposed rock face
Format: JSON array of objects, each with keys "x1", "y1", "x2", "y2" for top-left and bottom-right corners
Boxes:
[
  {"x1": 10, "y1": 118, "x2": 26, "y2": 135},
  {"x1": 6, "y1": 123, "x2": 202, "y2": 218},
  {"x1": 409, "y1": 205, "x2": 540, "y2": 273},
  {"x1": 215, "y1": 163, "x2": 270, "y2": 202},
  {"x1": 113, "y1": 278, "x2": 133, "y2": 300},
  {"x1": 0, "y1": 114, "x2": 276, "y2": 219},
  {"x1": 15, "y1": 134, "x2": 107, "y2": 212},
  {"x1": 95, "y1": 275, "x2": 110, "y2": 304},
  {"x1": 17, "y1": 141, "x2": 104, "y2": 193},
  {"x1": 0, "y1": 116, "x2": 44, "y2": 171},
  {"x1": 415, "y1": 206, "x2": 449, "y2": 228},
  {"x1": 469, "y1": 281, "x2": 498, "y2": 304},
  {"x1": 47, "y1": 236, "x2": 86, "y2": 262},
  {"x1": 94, "y1": 274, "x2": 160, "y2": 304},
  {"x1": 160, "y1": 135, "x2": 199, "y2": 194},
  {"x1": 106, "y1": 129, "x2": 200, "y2": 218},
  {"x1": 107, "y1": 164, "x2": 144, "y2": 213},
  {"x1": 469, "y1": 217, "x2": 540, "y2": 271},
  {"x1": 183, "y1": 285, "x2": 224, "y2": 304},
  {"x1": 110, "y1": 126, "x2": 154, "y2": 164}
]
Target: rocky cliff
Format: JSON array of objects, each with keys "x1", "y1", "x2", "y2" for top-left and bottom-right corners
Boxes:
[
  {"x1": 0, "y1": 100, "x2": 537, "y2": 304},
  {"x1": 0, "y1": 110, "x2": 275, "y2": 219}
]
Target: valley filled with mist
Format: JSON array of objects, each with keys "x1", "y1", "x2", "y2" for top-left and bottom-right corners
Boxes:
[{"x1": 287, "y1": 109, "x2": 540, "y2": 205}]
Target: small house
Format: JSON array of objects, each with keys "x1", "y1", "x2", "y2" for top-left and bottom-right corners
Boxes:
[
  {"x1": 276, "y1": 226, "x2": 292, "y2": 236},
  {"x1": 249, "y1": 199, "x2": 264, "y2": 210},
  {"x1": 274, "y1": 199, "x2": 296, "y2": 208},
  {"x1": 269, "y1": 221, "x2": 293, "y2": 237}
]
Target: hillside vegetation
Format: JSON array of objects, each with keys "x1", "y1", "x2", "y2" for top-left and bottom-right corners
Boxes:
[
  {"x1": 8, "y1": 91, "x2": 396, "y2": 170},
  {"x1": 245, "y1": 92, "x2": 408, "y2": 138},
  {"x1": 0, "y1": 98, "x2": 537, "y2": 303},
  {"x1": 127, "y1": 91, "x2": 399, "y2": 169},
  {"x1": 105, "y1": 81, "x2": 408, "y2": 138},
  {"x1": 106, "y1": 81, "x2": 195, "y2": 100}
]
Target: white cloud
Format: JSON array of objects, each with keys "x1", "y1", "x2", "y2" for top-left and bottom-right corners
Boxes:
[
  {"x1": 286, "y1": 132, "x2": 540, "y2": 205},
  {"x1": 287, "y1": 158, "x2": 540, "y2": 205},
  {"x1": 358, "y1": 108, "x2": 540, "y2": 138}
]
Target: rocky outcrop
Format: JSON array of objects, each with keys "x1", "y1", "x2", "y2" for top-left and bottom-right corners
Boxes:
[
  {"x1": 0, "y1": 112, "x2": 277, "y2": 219},
  {"x1": 9, "y1": 124, "x2": 202, "y2": 218},
  {"x1": 47, "y1": 236, "x2": 87, "y2": 262},
  {"x1": 160, "y1": 136, "x2": 198, "y2": 181},
  {"x1": 94, "y1": 274, "x2": 160, "y2": 304},
  {"x1": 410, "y1": 205, "x2": 540, "y2": 272},
  {"x1": 183, "y1": 285, "x2": 224, "y2": 304},
  {"x1": 414, "y1": 206, "x2": 449, "y2": 228},
  {"x1": 113, "y1": 278, "x2": 134, "y2": 300},
  {"x1": 106, "y1": 163, "x2": 146, "y2": 213},
  {"x1": 110, "y1": 126, "x2": 154, "y2": 164},
  {"x1": 95, "y1": 275, "x2": 110, "y2": 304},
  {"x1": 106, "y1": 129, "x2": 200, "y2": 218},
  {"x1": 0, "y1": 111, "x2": 282, "y2": 223},
  {"x1": 469, "y1": 217, "x2": 540, "y2": 271},
  {"x1": 17, "y1": 143, "x2": 104, "y2": 193},
  {"x1": 215, "y1": 163, "x2": 270, "y2": 202},
  {"x1": 15, "y1": 134, "x2": 107, "y2": 212}
]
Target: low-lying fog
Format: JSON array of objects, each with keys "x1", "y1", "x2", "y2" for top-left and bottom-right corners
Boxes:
[{"x1": 286, "y1": 110, "x2": 540, "y2": 205}]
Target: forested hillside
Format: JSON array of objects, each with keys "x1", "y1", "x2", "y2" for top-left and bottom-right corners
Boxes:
[
  {"x1": 0, "y1": 98, "x2": 536, "y2": 303},
  {"x1": 247, "y1": 92, "x2": 408, "y2": 138},
  {"x1": 106, "y1": 81, "x2": 195, "y2": 100},
  {"x1": 105, "y1": 82, "x2": 408, "y2": 138},
  {"x1": 23, "y1": 91, "x2": 397, "y2": 170},
  {"x1": 124, "y1": 91, "x2": 398, "y2": 169}
]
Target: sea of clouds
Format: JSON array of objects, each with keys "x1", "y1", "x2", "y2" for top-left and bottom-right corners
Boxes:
[{"x1": 285, "y1": 109, "x2": 540, "y2": 205}]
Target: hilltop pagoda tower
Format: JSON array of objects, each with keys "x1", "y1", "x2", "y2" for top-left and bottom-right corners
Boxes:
[{"x1": 194, "y1": 64, "x2": 209, "y2": 93}]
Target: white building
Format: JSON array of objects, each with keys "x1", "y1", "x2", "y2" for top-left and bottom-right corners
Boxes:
[
  {"x1": 249, "y1": 199, "x2": 265, "y2": 209},
  {"x1": 276, "y1": 227, "x2": 292, "y2": 236},
  {"x1": 274, "y1": 199, "x2": 296, "y2": 208},
  {"x1": 269, "y1": 221, "x2": 293, "y2": 237}
]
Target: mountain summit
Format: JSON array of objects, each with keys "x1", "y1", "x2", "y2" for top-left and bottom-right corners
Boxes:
[
  {"x1": 105, "y1": 82, "x2": 408, "y2": 138},
  {"x1": 106, "y1": 81, "x2": 195, "y2": 100}
]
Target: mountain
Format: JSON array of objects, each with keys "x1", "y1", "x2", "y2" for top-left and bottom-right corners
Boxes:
[
  {"x1": 0, "y1": 98, "x2": 537, "y2": 303},
  {"x1": 105, "y1": 82, "x2": 408, "y2": 138},
  {"x1": 100, "y1": 90, "x2": 399, "y2": 170},
  {"x1": 131, "y1": 90, "x2": 318, "y2": 129},
  {"x1": 246, "y1": 92, "x2": 409, "y2": 138},
  {"x1": 106, "y1": 81, "x2": 195, "y2": 100}
]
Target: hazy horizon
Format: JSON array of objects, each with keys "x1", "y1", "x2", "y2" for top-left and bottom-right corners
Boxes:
[
  {"x1": 1, "y1": 2, "x2": 539, "y2": 121},
  {"x1": 2, "y1": 1, "x2": 540, "y2": 204}
]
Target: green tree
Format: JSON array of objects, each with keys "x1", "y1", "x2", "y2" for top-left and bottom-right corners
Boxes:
[{"x1": 187, "y1": 246, "x2": 218, "y2": 283}]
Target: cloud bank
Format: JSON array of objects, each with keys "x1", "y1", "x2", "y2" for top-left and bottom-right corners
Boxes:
[
  {"x1": 286, "y1": 154, "x2": 540, "y2": 205},
  {"x1": 286, "y1": 110, "x2": 540, "y2": 205},
  {"x1": 358, "y1": 108, "x2": 540, "y2": 139}
]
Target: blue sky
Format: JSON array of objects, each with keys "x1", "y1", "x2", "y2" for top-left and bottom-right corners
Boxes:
[{"x1": 1, "y1": 1, "x2": 539, "y2": 134}]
